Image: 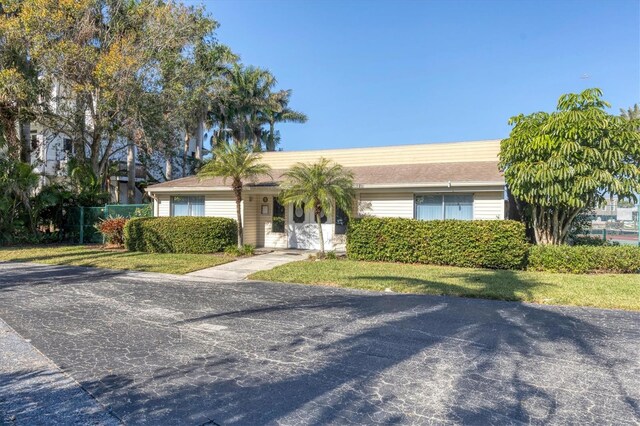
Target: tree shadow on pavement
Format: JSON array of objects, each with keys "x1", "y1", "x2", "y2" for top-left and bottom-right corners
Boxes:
[
  {"x1": 1, "y1": 266, "x2": 638, "y2": 424},
  {"x1": 78, "y1": 287, "x2": 639, "y2": 423}
]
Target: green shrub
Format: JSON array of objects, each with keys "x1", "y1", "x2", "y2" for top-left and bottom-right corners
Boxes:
[
  {"x1": 528, "y1": 245, "x2": 640, "y2": 274},
  {"x1": 224, "y1": 244, "x2": 255, "y2": 256},
  {"x1": 347, "y1": 217, "x2": 529, "y2": 269},
  {"x1": 124, "y1": 217, "x2": 237, "y2": 254}
]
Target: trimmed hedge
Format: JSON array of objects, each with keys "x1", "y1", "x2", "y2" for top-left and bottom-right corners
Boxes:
[
  {"x1": 124, "y1": 217, "x2": 237, "y2": 254},
  {"x1": 347, "y1": 217, "x2": 529, "y2": 269},
  {"x1": 528, "y1": 245, "x2": 640, "y2": 274}
]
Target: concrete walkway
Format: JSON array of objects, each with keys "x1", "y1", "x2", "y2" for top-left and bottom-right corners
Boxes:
[{"x1": 186, "y1": 250, "x2": 312, "y2": 280}]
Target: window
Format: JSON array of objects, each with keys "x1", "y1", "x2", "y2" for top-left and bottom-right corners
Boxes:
[
  {"x1": 443, "y1": 195, "x2": 473, "y2": 220},
  {"x1": 272, "y1": 198, "x2": 285, "y2": 233},
  {"x1": 415, "y1": 194, "x2": 473, "y2": 220},
  {"x1": 335, "y1": 207, "x2": 349, "y2": 235},
  {"x1": 171, "y1": 196, "x2": 205, "y2": 216},
  {"x1": 314, "y1": 209, "x2": 327, "y2": 224},
  {"x1": 293, "y1": 202, "x2": 305, "y2": 223},
  {"x1": 63, "y1": 138, "x2": 73, "y2": 154}
]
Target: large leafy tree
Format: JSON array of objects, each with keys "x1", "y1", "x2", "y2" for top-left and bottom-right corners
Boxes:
[
  {"x1": 280, "y1": 158, "x2": 355, "y2": 254},
  {"x1": 3, "y1": 0, "x2": 215, "y2": 178},
  {"x1": 197, "y1": 142, "x2": 271, "y2": 248},
  {"x1": 0, "y1": 2, "x2": 44, "y2": 162},
  {"x1": 499, "y1": 88, "x2": 640, "y2": 245}
]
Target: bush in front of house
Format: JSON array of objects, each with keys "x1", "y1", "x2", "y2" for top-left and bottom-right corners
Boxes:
[
  {"x1": 95, "y1": 216, "x2": 128, "y2": 247},
  {"x1": 224, "y1": 244, "x2": 255, "y2": 256},
  {"x1": 124, "y1": 217, "x2": 237, "y2": 254},
  {"x1": 528, "y1": 245, "x2": 640, "y2": 274},
  {"x1": 346, "y1": 217, "x2": 529, "y2": 269}
]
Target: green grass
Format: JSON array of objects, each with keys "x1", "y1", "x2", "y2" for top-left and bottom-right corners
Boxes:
[
  {"x1": 250, "y1": 259, "x2": 640, "y2": 311},
  {"x1": 0, "y1": 245, "x2": 234, "y2": 274}
]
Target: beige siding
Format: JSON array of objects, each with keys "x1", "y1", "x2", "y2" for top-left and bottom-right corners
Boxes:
[
  {"x1": 156, "y1": 194, "x2": 171, "y2": 217},
  {"x1": 259, "y1": 140, "x2": 500, "y2": 169},
  {"x1": 205, "y1": 193, "x2": 236, "y2": 219},
  {"x1": 358, "y1": 192, "x2": 414, "y2": 218},
  {"x1": 473, "y1": 192, "x2": 505, "y2": 220},
  {"x1": 243, "y1": 196, "x2": 258, "y2": 246}
]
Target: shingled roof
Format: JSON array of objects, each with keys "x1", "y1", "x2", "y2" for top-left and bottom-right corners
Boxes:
[{"x1": 147, "y1": 161, "x2": 503, "y2": 191}]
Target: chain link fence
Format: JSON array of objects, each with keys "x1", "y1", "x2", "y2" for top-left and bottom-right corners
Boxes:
[{"x1": 64, "y1": 204, "x2": 152, "y2": 244}]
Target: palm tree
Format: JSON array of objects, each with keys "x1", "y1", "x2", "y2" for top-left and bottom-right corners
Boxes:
[
  {"x1": 263, "y1": 90, "x2": 308, "y2": 151},
  {"x1": 198, "y1": 142, "x2": 271, "y2": 248},
  {"x1": 620, "y1": 104, "x2": 640, "y2": 120},
  {"x1": 223, "y1": 65, "x2": 276, "y2": 151},
  {"x1": 210, "y1": 66, "x2": 307, "y2": 152},
  {"x1": 280, "y1": 158, "x2": 355, "y2": 255}
]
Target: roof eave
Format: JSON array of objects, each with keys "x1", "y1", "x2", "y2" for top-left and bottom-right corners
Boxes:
[{"x1": 146, "y1": 180, "x2": 505, "y2": 194}]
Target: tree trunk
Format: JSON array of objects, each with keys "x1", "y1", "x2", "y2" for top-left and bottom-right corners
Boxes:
[
  {"x1": 316, "y1": 206, "x2": 325, "y2": 255},
  {"x1": 19, "y1": 119, "x2": 31, "y2": 163},
  {"x1": 195, "y1": 111, "x2": 204, "y2": 160},
  {"x1": 165, "y1": 154, "x2": 173, "y2": 181},
  {"x1": 0, "y1": 110, "x2": 19, "y2": 159},
  {"x1": 182, "y1": 131, "x2": 190, "y2": 177},
  {"x1": 233, "y1": 180, "x2": 243, "y2": 248},
  {"x1": 127, "y1": 141, "x2": 136, "y2": 204},
  {"x1": 268, "y1": 120, "x2": 275, "y2": 151}
]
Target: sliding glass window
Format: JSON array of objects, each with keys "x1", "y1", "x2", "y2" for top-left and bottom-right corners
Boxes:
[
  {"x1": 415, "y1": 194, "x2": 473, "y2": 220},
  {"x1": 171, "y1": 196, "x2": 205, "y2": 217}
]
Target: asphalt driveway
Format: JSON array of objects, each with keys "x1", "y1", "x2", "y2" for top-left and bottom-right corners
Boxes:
[{"x1": 0, "y1": 262, "x2": 639, "y2": 425}]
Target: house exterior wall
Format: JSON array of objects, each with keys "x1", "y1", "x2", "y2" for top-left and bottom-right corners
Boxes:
[
  {"x1": 156, "y1": 194, "x2": 171, "y2": 216},
  {"x1": 358, "y1": 192, "x2": 414, "y2": 218},
  {"x1": 473, "y1": 191, "x2": 505, "y2": 220},
  {"x1": 256, "y1": 195, "x2": 288, "y2": 249},
  {"x1": 151, "y1": 187, "x2": 505, "y2": 249},
  {"x1": 205, "y1": 193, "x2": 236, "y2": 219}
]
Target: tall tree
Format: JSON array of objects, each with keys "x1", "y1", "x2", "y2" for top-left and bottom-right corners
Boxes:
[
  {"x1": 5, "y1": 0, "x2": 216, "y2": 179},
  {"x1": 0, "y1": 1, "x2": 44, "y2": 162},
  {"x1": 209, "y1": 65, "x2": 306, "y2": 153},
  {"x1": 280, "y1": 158, "x2": 355, "y2": 255},
  {"x1": 500, "y1": 88, "x2": 640, "y2": 245},
  {"x1": 223, "y1": 65, "x2": 276, "y2": 151},
  {"x1": 263, "y1": 89, "x2": 307, "y2": 151},
  {"x1": 197, "y1": 142, "x2": 271, "y2": 248},
  {"x1": 620, "y1": 104, "x2": 640, "y2": 120}
]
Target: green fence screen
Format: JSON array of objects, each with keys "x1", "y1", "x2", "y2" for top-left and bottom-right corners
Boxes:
[{"x1": 65, "y1": 204, "x2": 152, "y2": 244}]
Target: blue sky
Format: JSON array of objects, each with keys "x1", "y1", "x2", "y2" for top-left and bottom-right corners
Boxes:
[{"x1": 191, "y1": 0, "x2": 639, "y2": 151}]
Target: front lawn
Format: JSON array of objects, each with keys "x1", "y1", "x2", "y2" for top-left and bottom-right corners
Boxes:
[
  {"x1": 250, "y1": 259, "x2": 640, "y2": 311},
  {"x1": 0, "y1": 245, "x2": 233, "y2": 274}
]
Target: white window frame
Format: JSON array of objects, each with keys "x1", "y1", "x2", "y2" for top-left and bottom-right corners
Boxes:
[
  {"x1": 414, "y1": 193, "x2": 474, "y2": 220},
  {"x1": 171, "y1": 195, "x2": 205, "y2": 217}
]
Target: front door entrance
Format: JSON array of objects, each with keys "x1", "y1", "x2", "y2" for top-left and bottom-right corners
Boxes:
[{"x1": 287, "y1": 204, "x2": 333, "y2": 250}]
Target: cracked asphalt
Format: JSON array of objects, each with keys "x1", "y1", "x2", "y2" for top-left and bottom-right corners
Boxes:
[{"x1": 0, "y1": 262, "x2": 639, "y2": 425}]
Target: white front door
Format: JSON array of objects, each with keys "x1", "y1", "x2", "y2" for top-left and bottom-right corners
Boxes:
[{"x1": 287, "y1": 204, "x2": 334, "y2": 250}]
